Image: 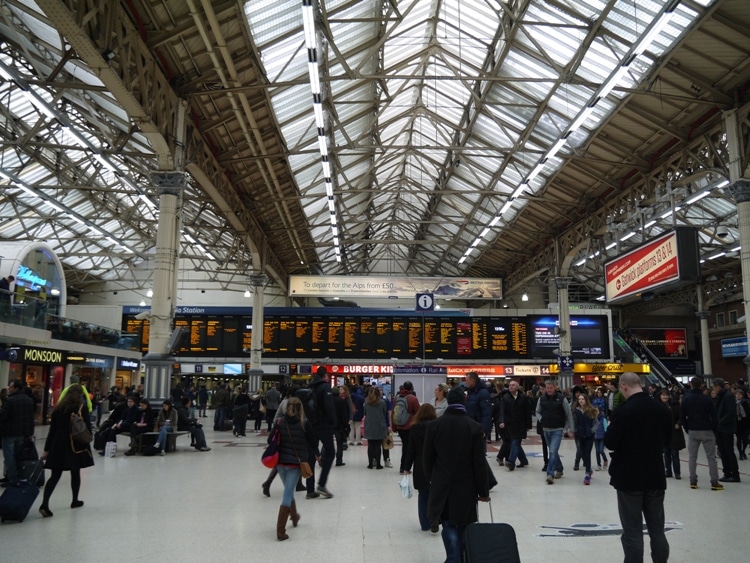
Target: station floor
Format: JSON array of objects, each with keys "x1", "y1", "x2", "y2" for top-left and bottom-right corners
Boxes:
[{"x1": 2, "y1": 416, "x2": 747, "y2": 562}]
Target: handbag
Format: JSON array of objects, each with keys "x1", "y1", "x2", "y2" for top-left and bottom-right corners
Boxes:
[
  {"x1": 383, "y1": 430, "x2": 394, "y2": 450},
  {"x1": 286, "y1": 421, "x2": 313, "y2": 479},
  {"x1": 261, "y1": 422, "x2": 280, "y2": 468},
  {"x1": 18, "y1": 437, "x2": 39, "y2": 461},
  {"x1": 70, "y1": 406, "x2": 93, "y2": 449},
  {"x1": 299, "y1": 461, "x2": 313, "y2": 479}
]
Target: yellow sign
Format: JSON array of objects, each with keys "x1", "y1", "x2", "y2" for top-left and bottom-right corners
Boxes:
[{"x1": 549, "y1": 363, "x2": 650, "y2": 374}]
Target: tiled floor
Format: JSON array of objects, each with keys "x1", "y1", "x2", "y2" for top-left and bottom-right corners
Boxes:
[{"x1": 2, "y1": 418, "x2": 747, "y2": 562}]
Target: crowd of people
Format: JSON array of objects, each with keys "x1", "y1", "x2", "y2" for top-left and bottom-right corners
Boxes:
[{"x1": 2, "y1": 369, "x2": 749, "y2": 560}]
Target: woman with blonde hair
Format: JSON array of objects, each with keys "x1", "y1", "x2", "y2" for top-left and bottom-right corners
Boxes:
[
  {"x1": 39, "y1": 384, "x2": 94, "y2": 517},
  {"x1": 272, "y1": 396, "x2": 318, "y2": 540},
  {"x1": 431, "y1": 383, "x2": 449, "y2": 417}
]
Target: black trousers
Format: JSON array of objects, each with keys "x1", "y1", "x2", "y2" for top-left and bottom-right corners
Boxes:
[
  {"x1": 716, "y1": 431, "x2": 739, "y2": 478},
  {"x1": 616, "y1": 489, "x2": 669, "y2": 563}
]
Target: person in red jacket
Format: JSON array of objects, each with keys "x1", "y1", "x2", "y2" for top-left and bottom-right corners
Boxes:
[{"x1": 392, "y1": 381, "x2": 420, "y2": 474}]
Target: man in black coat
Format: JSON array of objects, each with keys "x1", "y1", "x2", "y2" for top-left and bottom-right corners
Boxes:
[
  {"x1": 604, "y1": 372, "x2": 672, "y2": 563},
  {"x1": 0, "y1": 379, "x2": 35, "y2": 483},
  {"x1": 424, "y1": 387, "x2": 489, "y2": 563},
  {"x1": 498, "y1": 380, "x2": 532, "y2": 470},
  {"x1": 712, "y1": 378, "x2": 740, "y2": 482}
]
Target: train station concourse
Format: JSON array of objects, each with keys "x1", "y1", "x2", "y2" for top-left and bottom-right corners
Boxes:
[{"x1": 2, "y1": 422, "x2": 748, "y2": 562}]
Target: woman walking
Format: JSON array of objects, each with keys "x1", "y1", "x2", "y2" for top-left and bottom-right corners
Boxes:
[
  {"x1": 363, "y1": 387, "x2": 389, "y2": 469},
  {"x1": 403, "y1": 403, "x2": 438, "y2": 531},
  {"x1": 39, "y1": 384, "x2": 94, "y2": 517},
  {"x1": 572, "y1": 393, "x2": 599, "y2": 485},
  {"x1": 272, "y1": 397, "x2": 318, "y2": 541}
]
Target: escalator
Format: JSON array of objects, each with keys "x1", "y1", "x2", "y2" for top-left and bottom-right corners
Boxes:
[{"x1": 612, "y1": 330, "x2": 678, "y2": 388}]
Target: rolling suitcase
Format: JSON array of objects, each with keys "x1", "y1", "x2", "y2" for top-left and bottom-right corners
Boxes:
[
  {"x1": 17, "y1": 460, "x2": 45, "y2": 487},
  {"x1": 0, "y1": 462, "x2": 44, "y2": 523},
  {"x1": 463, "y1": 500, "x2": 521, "y2": 563}
]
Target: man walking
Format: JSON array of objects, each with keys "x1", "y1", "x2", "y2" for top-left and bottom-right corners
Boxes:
[
  {"x1": 0, "y1": 274, "x2": 14, "y2": 320},
  {"x1": 605, "y1": 372, "x2": 672, "y2": 563},
  {"x1": 424, "y1": 387, "x2": 490, "y2": 562},
  {"x1": 680, "y1": 376, "x2": 722, "y2": 490},
  {"x1": 465, "y1": 372, "x2": 492, "y2": 444},
  {"x1": 309, "y1": 366, "x2": 337, "y2": 498},
  {"x1": 0, "y1": 379, "x2": 35, "y2": 484},
  {"x1": 712, "y1": 378, "x2": 740, "y2": 483},
  {"x1": 499, "y1": 380, "x2": 532, "y2": 470},
  {"x1": 536, "y1": 380, "x2": 574, "y2": 484}
]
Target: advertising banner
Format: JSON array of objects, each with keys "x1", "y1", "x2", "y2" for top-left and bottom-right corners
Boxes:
[
  {"x1": 289, "y1": 275, "x2": 502, "y2": 300},
  {"x1": 631, "y1": 328, "x2": 688, "y2": 359}
]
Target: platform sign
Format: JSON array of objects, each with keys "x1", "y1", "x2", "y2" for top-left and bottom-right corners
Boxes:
[{"x1": 558, "y1": 355, "x2": 574, "y2": 371}]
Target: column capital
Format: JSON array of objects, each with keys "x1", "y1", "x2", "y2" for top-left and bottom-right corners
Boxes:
[
  {"x1": 554, "y1": 276, "x2": 572, "y2": 290},
  {"x1": 150, "y1": 171, "x2": 186, "y2": 195},
  {"x1": 695, "y1": 311, "x2": 710, "y2": 320},
  {"x1": 729, "y1": 179, "x2": 750, "y2": 204}
]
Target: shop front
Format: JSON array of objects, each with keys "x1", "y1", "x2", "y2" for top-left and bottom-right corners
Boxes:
[{"x1": 2, "y1": 345, "x2": 64, "y2": 424}]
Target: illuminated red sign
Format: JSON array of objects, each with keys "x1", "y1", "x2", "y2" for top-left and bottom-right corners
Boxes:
[{"x1": 605, "y1": 230, "x2": 684, "y2": 303}]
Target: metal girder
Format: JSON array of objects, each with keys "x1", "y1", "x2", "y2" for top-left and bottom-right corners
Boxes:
[{"x1": 35, "y1": 0, "x2": 290, "y2": 289}]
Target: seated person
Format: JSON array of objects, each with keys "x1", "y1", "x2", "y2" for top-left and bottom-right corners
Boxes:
[
  {"x1": 150, "y1": 400, "x2": 178, "y2": 456},
  {"x1": 100, "y1": 395, "x2": 139, "y2": 454},
  {"x1": 177, "y1": 397, "x2": 211, "y2": 452},
  {"x1": 125, "y1": 399, "x2": 155, "y2": 456}
]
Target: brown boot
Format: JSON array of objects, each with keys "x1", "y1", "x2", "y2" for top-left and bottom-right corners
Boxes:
[
  {"x1": 277, "y1": 506, "x2": 290, "y2": 540},
  {"x1": 290, "y1": 500, "x2": 300, "y2": 527}
]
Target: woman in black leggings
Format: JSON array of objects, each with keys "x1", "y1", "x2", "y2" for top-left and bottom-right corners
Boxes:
[{"x1": 39, "y1": 384, "x2": 94, "y2": 517}]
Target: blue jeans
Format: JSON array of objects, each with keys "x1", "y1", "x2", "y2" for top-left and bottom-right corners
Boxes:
[
  {"x1": 2, "y1": 435, "x2": 24, "y2": 481},
  {"x1": 595, "y1": 438, "x2": 608, "y2": 466},
  {"x1": 417, "y1": 487, "x2": 430, "y2": 531},
  {"x1": 508, "y1": 438, "x2": 528, "y2": 466},
  {"x1": 543, "y1": 429, "x2": 564, "y2": 477},
  {"x1": 441, "y1": 519, "x2": 466, "y2": 563},
  {"x1": 156, "y1": 425, "x2": 173, "y2": 450},
  {"x1": 277, "y1": 465, "x2": 301, "y2": 507}
]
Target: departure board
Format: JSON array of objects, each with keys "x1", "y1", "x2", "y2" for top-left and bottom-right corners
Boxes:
[{"x1": 122, "y1": 310, "x2": 610, "y2": 361}]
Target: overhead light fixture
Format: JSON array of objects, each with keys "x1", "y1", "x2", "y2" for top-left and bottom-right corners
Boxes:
[
  {"x1": 521, "y1": 293, "x2": 529, "y2": 302},
  {"x1": 244, "y1": 289, "x2": 251, "y2": 298},
  {"x1": 146, "y1": 289, "x2": 153, "y2": 298},
  {"x1": 139, "y1": 300, "x2": 146, "y2": 306},
  {"x1": 102, "y1": 49, "x2": 116, "y2": 62}
]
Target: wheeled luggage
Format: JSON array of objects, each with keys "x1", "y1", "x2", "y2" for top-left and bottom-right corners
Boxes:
[
  {"x1": 463, "y1": 500, "x2": 521, "y2": 563},
  {"x1": 0, "y1": 462, "x2": 44, "y2": 523},
  {"x1": 17, "y1": 460, "x2": 45, "y2": 487}
]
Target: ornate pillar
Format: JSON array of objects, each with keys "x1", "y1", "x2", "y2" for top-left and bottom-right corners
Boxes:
[
  {"x1": 141, "y1": 101, "x2": 187, "y2": 399},
  {"x1": 555, "y1": 276, "x2": 574, "y2": 390},
  {"x1": 728, "y1": 180, "x2": 750, "y2": 372},
  {"x1": 248, "y1": 273, "x2": 268, "y2": 371},
  {"x1": 695, "y1": 306, "x2": 711, "y2": 377}
]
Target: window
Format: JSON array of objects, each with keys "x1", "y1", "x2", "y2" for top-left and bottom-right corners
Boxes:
[
  {"x1": 729, "y1": 310, "x2": 738, "y2": 325},
  {"x1": 716, "y1": 312, "x2": 725, "y2": 328}
]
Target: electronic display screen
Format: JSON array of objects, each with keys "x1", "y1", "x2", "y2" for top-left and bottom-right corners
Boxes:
[
  {"x1": 527, "y1": 315, "x2": 610, "y2": 359},
  {"x1": 123, "y1": 311, "x2": 609, "y2": 361}
]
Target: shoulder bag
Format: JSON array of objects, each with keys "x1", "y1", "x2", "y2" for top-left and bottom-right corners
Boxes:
[
  {"x1": 261, "y1": 421, "x2": 281, "y2": 468},
  {"x1": 70, "y1": 405, "x2": 93, "y2": 449},
  {"x1": 286, "y1": 422, "x2": 313, "y2": 479}
]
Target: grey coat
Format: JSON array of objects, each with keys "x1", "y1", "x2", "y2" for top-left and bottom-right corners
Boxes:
[{"x1": 363, "y1": 399, "x2": 388, "y2": 440}]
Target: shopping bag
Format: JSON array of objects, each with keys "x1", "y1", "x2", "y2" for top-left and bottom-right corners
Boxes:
[
  {"x1": 399, "y1": 474, "x2": 413, "y2": 499},
  {"x1": 104, "y1": 441, "x2": 117, "y2": 458}
]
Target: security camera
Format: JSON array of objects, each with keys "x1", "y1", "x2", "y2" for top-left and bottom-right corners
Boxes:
[
  {"x1": 717, "y1": 225, "x2": 729, "y2": 238},
  {"x1": 134, "y1": 311, "x2": 150, "y2": 321}
]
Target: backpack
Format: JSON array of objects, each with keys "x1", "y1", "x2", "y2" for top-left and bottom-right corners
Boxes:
[
  {"x1": 296, "y1": 388, "x2": 319, "y2": 425},
  {"x1": 393, "y1": 395, "x2": 410, "y2": 426}
]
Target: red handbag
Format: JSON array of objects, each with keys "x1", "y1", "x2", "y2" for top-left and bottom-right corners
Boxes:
[{"x1": 261, "y1": 422, "x2": 280, "y2": 468}]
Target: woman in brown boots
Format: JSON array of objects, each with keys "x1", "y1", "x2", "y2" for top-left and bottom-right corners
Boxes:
[{"x1": 271, "y1": 396, "x2": 319, "y2": 540}]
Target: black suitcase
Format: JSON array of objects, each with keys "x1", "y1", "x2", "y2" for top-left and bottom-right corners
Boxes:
[
  {"x1": 17, "y1": 460, "x2": 45, "y2": 487},
  {"x1": 93, "y1": 428, "x2": 109, "y2": 451},
  {"x1": 464, "y1": 500, "x2": 520, "y2": 563},
  {"x1": 0, "y1": 461, "x2": 43, "y2": 524}
]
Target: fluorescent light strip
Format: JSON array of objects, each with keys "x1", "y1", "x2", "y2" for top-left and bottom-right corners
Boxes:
[
  {"x1": 708, "y1": 252, "x2": 725, "y2": 260},
  {"x1": 605, "y1": 242, "x2": 617, "y2": 250},
  {"x1": 620, "y1": 231, "x2": 636, "y2": 241}
]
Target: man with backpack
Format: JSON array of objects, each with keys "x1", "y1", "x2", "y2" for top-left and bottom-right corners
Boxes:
[
  {"x1": 392, "y1": 381, "x2": 420, "y2": 474},
  {"x1": 297, "y1": 366, "x2": 337, "y2": 499}
]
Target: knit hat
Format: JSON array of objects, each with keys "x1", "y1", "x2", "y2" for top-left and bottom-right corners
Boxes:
[{"x1": 447, "y1": 387, "x2": 466, "y2": 405}]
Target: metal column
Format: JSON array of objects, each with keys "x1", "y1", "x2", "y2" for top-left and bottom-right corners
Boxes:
[
  {"x1": 695, "y1": 287, "x2": 711, "y2": 377},
  {"x1": 141, "y1": 101, "x2": 188, "y2": 399},
  {"x1": 555, "y1": 277, "x2": 573, "y2": 389},
  {"x1": 248, "y1": 274, "x2": 268, "y2": 371}
]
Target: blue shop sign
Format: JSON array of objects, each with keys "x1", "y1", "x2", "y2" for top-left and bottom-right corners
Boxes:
[{"x1": 721, "y1": 337, "x2": 748, "y2": 358}]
